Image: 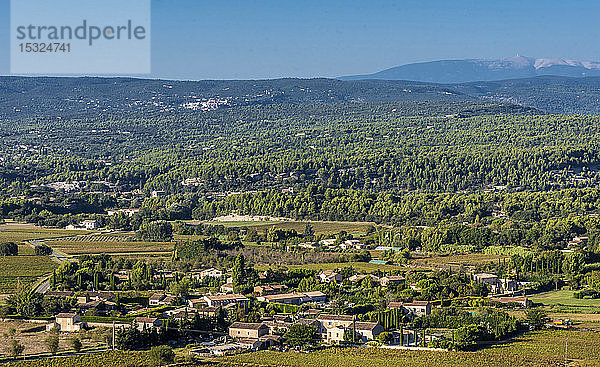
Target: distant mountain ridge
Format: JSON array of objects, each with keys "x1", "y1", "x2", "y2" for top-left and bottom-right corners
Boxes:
[
  {"x1": 339, "y1": 56, "x2": 600, "y2": 83},
  {"x1": 4, "y1": 74, "x2": 600, "y2": 119}
]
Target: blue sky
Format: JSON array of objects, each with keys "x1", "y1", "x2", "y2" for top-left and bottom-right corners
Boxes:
[{"x1": 1, "y1": 0, "x2": 599, "y2": 79}]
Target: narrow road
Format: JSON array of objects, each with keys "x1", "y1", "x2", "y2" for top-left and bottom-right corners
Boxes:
[{"x1": 30, "y1": 239, "x2": 71, "y2": 294}]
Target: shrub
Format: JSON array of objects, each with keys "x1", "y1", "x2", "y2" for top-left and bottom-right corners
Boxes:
[
  {"x1": 0, "y1": 242, "x2": 18, "y2": 256},
  {"x1": 35, "y1": 244, "x2": 53, "y2": 256},
  {"x1": 70, "y1": 337, "x2": 83, "y2": 352},
  {"x1": 148, "y1": 345, "x2": 174, "y2": 366},
  {"x1": 45, "y1": 334, "x2": 60, "y2": 355}
]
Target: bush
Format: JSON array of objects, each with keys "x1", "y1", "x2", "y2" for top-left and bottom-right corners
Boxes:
[
  {"x1": 525, "y1": 307, "x2": 548, "y2": 329},
  {"x1": 70, "y1": 337, "x2": 83, "y2": 352},
  {"x1": 148, "y1": 345, "x2": 174, "y2": 366},
  {"x1": 136, "y1": 221, "x2": 173, "y2": 241},
  {"x1": 574, "y1": 288, "x2": 600, "y2": 299},
  {"x1": 0, "y1": 242, "x2": 18, "y2": 256},
  {"x1": 45, "y1": 334, "x2": 60, "y2": 355},
  {"x1": 9, "y1": 339, "x2": 25, "y2": 358},
  {"x1": 284, "y1": 324, "x2": 317, "y2": 346},
  {"x1": 378, "y1": 331, "x2": 393, "y2": 344},
  {"x1": 35, "y1": 244, "x2": 53, "y2": 256},
  {"x1": 454, "y1": 324, "x2": 480, "y2": 351}
]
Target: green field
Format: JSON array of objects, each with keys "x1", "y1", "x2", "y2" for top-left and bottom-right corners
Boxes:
[
  {"x1": 0, "y1": 255, "x2": 58, "y2": 293},
  {"x1": 46, "y1": 240, "x2": 173, "y2": 255},
  {"x1": 0, "y1": 223, "x2": 94, "y2": 242},
  {"x1": 17, "y1": 243, "x2": 35, "y2": 256},
  {"x1": 4, "y1": 330, "x2": 599, "y2": 367},
  {"x1": 4, "y1": 351, "x2": 152, "y2": 367},
  {"x1": 484, "y1": 329, "x2": 600, "y2": 365},
  {"x1": 225, "y1": 345, "x2": 559, "y2": 367},
  {"x1": 530, "y1": 290, "x2": 600, "y2": 309}
]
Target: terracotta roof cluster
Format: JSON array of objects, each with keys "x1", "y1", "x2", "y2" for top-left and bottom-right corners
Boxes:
[{"x1": 229, "y1": 322, "x2": 267, "y2": 330}]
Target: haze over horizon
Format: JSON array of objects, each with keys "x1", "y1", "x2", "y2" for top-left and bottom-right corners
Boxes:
[{"x1": 1, "y1": 0, "x2": 600, "y2": 80}]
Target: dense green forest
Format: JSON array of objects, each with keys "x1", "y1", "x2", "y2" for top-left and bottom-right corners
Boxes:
[
  {"x1": 3, "y1": 83, "x2": 600, "y2": 251},
  {"x1": 2, "y1": 100, "x2": 600, "y2": 196}
]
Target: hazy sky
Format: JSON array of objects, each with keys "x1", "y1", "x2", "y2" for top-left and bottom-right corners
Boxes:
[{"x1": 1, "y1": 0, "x2": 600, "y2": 79}]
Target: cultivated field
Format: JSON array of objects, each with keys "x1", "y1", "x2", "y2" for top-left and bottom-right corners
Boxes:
[
  {"x1": 4, "y1": 329, "x2": 599, "y2": 367},
  {"x1": 46, "y1": 235, "x2": 173, "y2": 255},
  {"x1": 0, "y1": 223, "x2": 94, "y2": 242},
  {"x1": 17, "y1": 243, "x2": 35, "y2": 256},
  {"x1": 0, "y1": 256, "x2": 58, "y2": 293},
  {"x1": 0, "y1": 223, "x2": 88, "y2": 293},
  {"x1": 225, "y1": 329, "x2": 600, "y2": 367},
  {"x1": 484, "y1": 329, "x2": 600, "y2": 366},
  {"x1": 0, "y1": 321, "x2": 107, "y2": 358},
  {"x1": 507, "y1": 310, "x2": 600, "y2": 326},
  {"x1": 225, "y1": 345, "x2": 562, "y2": 367},
  {"x1": 3, "y1": 351, "x2": 153, "y2": 366}
]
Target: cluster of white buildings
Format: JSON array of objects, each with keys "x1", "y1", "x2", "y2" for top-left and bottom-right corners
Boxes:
[
  {"x1": 225, "y1": 313, "x2": 385, "y2": 351},
  {"x1": 316, "y1": 238, "x2": 366, "y2": 250}
]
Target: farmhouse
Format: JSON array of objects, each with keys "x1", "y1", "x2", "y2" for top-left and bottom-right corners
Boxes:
[
  {"x1": 354, "y1": 322, "x2": 385, "y2": 342},
  {"x1": 186, "y1": 298, "x2": 206, "y2": 308},
  {"x1": 316, "y1": 314, "x2": 384, "y2": 343},
  {"x1": 76, "y1": 291, "x2": 115, "y2": 304},
  {"x1": 568, "y1": 236, "x2": 589, "y2": 249},
  {"x1": 348, "y1": 274, "x2": 380, "y2": 283},
  {"x1": 196, "y1": 306, "x2": 219, "y2": 318},
  {"x1": 195, "y1": 267, "x2": 223, "y2": 279},
  {"x1": 257, "y1": 291, "x2": 326, "y2": 305},
  {"x1": 135, "y1": 317, "x2": 162, "y2": 330},
  {"x1": 317, "y1": 314, "x2": 355, "y2": 334},
  {"x1": 203, "y1": 294, "x2": 249, "y2": 307},
  {"x1": 253, "y1": 284, "x2": 289, "y2": 296},
  {"x1": 473, "y1": 273, "x2": 502, "y2": 293},
  {"x1": 298, "y1": 242, "x2": 316, "y2": 249},
  {"x1": 81, "y1": 220, "x2": 98, "y2": 230},
  {"x1": 151, "y1": 190, "x2": 166, "y2": 198},
  {"x1": 47, "y1": 313, "x2": 85, "y2": 332},
  {"x1": 149, "y1": 293, "x2": 176, "y2": 306},
  {"x1": 319, "y1": 239, "x2": 337, "y2": 247},
  {"x1": 318, "y1": 270, "x2": 342, "y2": 283},
  {"x1": 229, "y1": 322, "x2": 269, "y2": 339},
  {"x1": 379, "y1": 275, "x2": 405, "y2": 287},
  {"x1": 220, "y1": 283, "x2": 235, "y2": 293},
  {"x1": 389, "y1": 301, "x2": 431, "y2": 317},
  {"x1": 107, "y1": 208, "x2": 140, "y2": 216},
  {"x1": 340, "y1": 239, "x2": 365, "y2": 250}
]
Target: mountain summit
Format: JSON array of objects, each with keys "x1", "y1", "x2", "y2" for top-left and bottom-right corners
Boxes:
[{"x1": 339, "y1": 56, "x2": 600, "y2": 83}]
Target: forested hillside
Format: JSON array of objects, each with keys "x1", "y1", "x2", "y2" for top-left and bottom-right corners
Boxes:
[
  {"x1": 0, "y1": 77, "x2": 469, "y2": 119},
  {"x1": 0, "y1": 100, "x2": 599, "y2": 198},
  {"x1": 3, "y1": 75, "x2": 600, "y2": 118}
]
